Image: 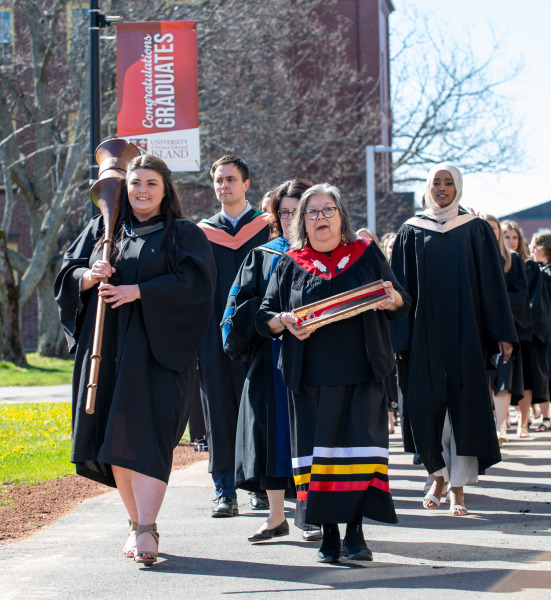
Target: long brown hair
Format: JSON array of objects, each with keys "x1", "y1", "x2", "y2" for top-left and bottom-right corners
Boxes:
[
  {"x1": 501, "y1": 220, "x2": 530, "y2": 261},
  {"x1": 482, "y1": 214, "x2": 512, "y2": 272},
  {"x1": 117, "y1": 155, "x2": 185, "y2": 279}
]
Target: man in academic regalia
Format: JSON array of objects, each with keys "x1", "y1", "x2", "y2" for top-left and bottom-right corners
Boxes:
[{"x1": 197, "y1": 155, "x2": 270, "y2": 516}]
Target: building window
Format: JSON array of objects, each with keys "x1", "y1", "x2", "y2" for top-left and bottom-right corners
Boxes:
[{"x1": 0, "y1": 8, "x2": 14, "y2": 66}]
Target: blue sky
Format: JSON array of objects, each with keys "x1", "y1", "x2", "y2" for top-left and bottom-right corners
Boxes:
[{"x1": 390, "y1": 0, "x2": 551, "y2": 217}]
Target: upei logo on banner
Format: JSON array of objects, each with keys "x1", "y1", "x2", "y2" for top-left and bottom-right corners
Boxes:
[
  {"x1": 116, "y1": 21, "x2": 200, "y2": 172},
  {"x1": 129, "y1": 138, "x2": 148, "y2": 153}
]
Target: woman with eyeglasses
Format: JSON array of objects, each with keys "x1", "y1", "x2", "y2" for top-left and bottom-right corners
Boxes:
[
  {"x1": 222, "y1": 179, "x2": 322, "y2": 543},
  {"x1": 256, "y1": 183, "x2": 410, "y2": 563}
]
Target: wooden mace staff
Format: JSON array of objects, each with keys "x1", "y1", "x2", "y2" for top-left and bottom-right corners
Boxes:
[{"x1": 86, "y1": 138, "x2": 140, "y2": 414}]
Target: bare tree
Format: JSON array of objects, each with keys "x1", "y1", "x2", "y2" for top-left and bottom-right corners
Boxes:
[
  {"x1": 115, "y1": 0, "x2": 381, "y2": 212},
  {"x1": 0, "y1": 0, "x2": 381, "y2": 360},
  {"x1": 390, "y1": 8, "x2": 524, "y2": 186}
]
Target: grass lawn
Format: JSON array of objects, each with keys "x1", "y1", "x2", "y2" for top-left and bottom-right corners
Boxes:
[
  {"x1": 0, "y1": 402, "x2": 73, "y2": 490},
  {"x1": 0, "y1": 353, "x2": 74, "y2": 387},
  {"x1": 0, "y1": 400, "x2": 190, "y2": 493}
]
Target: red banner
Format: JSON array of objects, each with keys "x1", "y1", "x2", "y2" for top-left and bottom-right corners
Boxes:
[{"x1": 116, "y1": 21, "x2": 200, "y2": 171}]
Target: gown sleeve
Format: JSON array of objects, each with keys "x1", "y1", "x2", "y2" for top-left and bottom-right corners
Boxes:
[
  {"x1": 221, "y1": 248, "x2": 266, "y2": 361},
  {"x1": 54, "y1": 216, "x2": 103, "y2": 353},
  {"x1": 506, "y1": 252, "x2": 531, "y2": 340},
  {"x1": 389, "y1": 225, "x2": 416, "y2": 353},
  {"x1": 138, "y1": 221, "x2": 216, "y2": 373},
  {"x1": 524, "y1": 259, "x2": 551, "y2": 343},
  {"x1": 469, "y1": 219, "x2": 518, "y2": 349},
  {"x1": 255, "y1": 255, "x2": 287, "y2": 339},
  {"x1": 369, "y1": 241, "x2": 410, "y2": 321}
]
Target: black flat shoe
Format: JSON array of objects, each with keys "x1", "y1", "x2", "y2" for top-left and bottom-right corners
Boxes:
[
  {"x1": 341, "y1": 518, "x2": 373, "y2": 561},
  {"x1": 341, "y1": 540, "x2": 373, "y2": 561},
  {"x1": 247, "y1": 519, "x2": 289, "y2": 542},
  {"x1": 316, "y1": 547, "x2": 341, "y2": 563},
  {"x1": 316, "y1": 524, "x2": 341, "y2": 562}
]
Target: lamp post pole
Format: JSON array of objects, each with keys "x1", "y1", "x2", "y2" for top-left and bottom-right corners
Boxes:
[
  {"x1": 89, "y1": 0, "x2": 101, "y2": 190},
  {"x1": 365, "y1": 145, "x2": 376, "y2": 233},
  {"x1": 365, "y1": 145, "x2": 404, "y2": 233},
  {"x1": 89, "y1": 2, "x2": 120, "y2": 215}
]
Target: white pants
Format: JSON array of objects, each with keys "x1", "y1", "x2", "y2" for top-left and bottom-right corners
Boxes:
[{"x1": 433, "y1": 411, "x2": 478, "y2": 487}]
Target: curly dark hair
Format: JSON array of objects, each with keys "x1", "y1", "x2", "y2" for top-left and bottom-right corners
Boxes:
[{"x1": 269, "y1": 178, "x2": 313, "y2": 240}]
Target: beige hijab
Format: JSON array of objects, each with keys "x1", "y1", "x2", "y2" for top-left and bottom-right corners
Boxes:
[{"x1": 423, "y1": 162, "x2": 463, "y2": 223}]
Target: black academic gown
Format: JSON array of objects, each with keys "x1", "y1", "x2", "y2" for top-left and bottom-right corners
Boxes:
[
  {"x1": 197, "y1": 209, "x2": 270, "y2": 473},
  {"x1": 222, "y1": 237, "x2": 293, "y2": 493},
  {"x1": 490, "y1": 252, "x2": 530, "y2": 399},
  {"x1": 541, "y1": 263, "x2": 551, "y2": 389},
  {"x1": 518, "y1": 259, "x2": 551, "y2": 403},
  {"x1": 390, "y1": 212, "x2": 518, "y2": 474},
  {"x1": 54, "y1": 215, "x2": 215, "y2": 487}
]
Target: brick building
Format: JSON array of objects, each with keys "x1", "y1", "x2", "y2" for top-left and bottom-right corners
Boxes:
[{"x1": 500, "y1": 200, "x2": 551, "y2": 242}]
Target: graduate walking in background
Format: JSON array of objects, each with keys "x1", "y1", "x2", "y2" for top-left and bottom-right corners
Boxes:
[
  {"x1": 390, "y1": 162, "x2": 517, "y2": 516},
  {"x1": 197, "y1": 155, "x2": 270, "y2": 517}
]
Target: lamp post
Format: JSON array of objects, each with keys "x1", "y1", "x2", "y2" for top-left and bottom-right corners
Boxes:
[
  {"x1": 365, "y1": 145, "x2": 404, "y2": 233},
  {"x1": 88, "y1": 1, "x2": 120, "y2": 214},
  {"x1": 89, "y1": 0, "x2": 102, "y2": 190}
]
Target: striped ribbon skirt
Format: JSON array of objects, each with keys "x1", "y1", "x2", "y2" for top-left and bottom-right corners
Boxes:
[{"x1": 289, "y1": 379, "x2": 398, "y2": 527}]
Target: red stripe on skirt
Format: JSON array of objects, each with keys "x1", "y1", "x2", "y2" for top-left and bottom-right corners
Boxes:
[{"x1": 309, "y1": 478, "x2": 390, "y2": 493}]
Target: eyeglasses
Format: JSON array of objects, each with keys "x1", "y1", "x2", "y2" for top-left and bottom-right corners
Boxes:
[
  {"x1": 304, "y1": 206, "x2": 339, "y2": 220},
  {"x1": 278, "y1": 209, "x2": 296, "y2": 219}
]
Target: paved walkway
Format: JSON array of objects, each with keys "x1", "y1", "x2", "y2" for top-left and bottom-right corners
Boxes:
[
  {"x1": 1, "y1": 408, "x2": 550, "y2": 599},
  {"x1": 0, "y1": 384, "x2": 71, "y2": 404}
]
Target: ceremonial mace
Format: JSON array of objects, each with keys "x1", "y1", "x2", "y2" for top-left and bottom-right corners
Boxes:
[{"x1": 85, "y1": 138, "x2": 141, "y2": 414}]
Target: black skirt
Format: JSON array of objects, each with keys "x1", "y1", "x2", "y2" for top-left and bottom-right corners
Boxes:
[
  {"x1": 512, "y1": 340, "x2": 550, "y2": 404},
  {"x1": 490, "y1": 353, "x2": 524, "y2": 403}
]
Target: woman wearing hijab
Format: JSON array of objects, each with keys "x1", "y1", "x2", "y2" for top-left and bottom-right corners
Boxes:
[{"x1": 390, "y1": 162, "x2": 517, "y2": 516}]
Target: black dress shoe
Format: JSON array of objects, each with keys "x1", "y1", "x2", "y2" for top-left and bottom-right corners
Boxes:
[
  {"x1": 249, "y1": 493, "x2": 270, "y2": 510},
  {"x1": 248, "y1": 519, "x2": 289, "y2": 542},
  {"x1": 211, "y1": 496, "x2": 239, "y2": 518}
]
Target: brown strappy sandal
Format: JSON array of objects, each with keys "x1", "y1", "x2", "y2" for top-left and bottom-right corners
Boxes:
[
  {"x1": 123, "y1": 519, "x2": 138, "y2": 558},
  {"x1": 134, "y1": 523, "x2": 159, "y2": 565}
]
